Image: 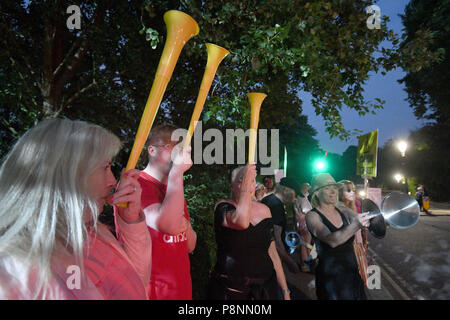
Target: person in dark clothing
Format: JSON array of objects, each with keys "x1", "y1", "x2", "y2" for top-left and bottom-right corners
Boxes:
[
  {"x1": 208, "y1": 165, "x2": 290, "y2": 300},
  {"x1": 261, "y1": 177, "x2": 301, "y2": 274},
  {"x1": 416, "y1": 185, "x2": 432, "y2": 215},
  {"x1": 305, "y1": 173, "x2": 372, "y2": 300}
]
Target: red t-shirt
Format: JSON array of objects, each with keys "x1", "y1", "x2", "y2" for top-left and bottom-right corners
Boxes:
[{"x1": 138, "y1": 171, "x2": 192, "y2": 300}]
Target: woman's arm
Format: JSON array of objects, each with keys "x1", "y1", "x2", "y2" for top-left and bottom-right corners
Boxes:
[
  {"x1": 222, "y1": 164, "x2": 256, "y2": 230},
  {"x1": 115, "y1": 211, "x2": 152, "y2": 286},
  {"x1": 305, "y1": 210, "x2": 369, "y2": 248},
  {"x1": 268, "y1": 241, "x2": 291, "y2": 300}
]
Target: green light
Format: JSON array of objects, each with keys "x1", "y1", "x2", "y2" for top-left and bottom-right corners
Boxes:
[
  {"x1": 316, "y1": 161, "x2": 325, "y2": 170},
  {"x1": 313, "y1": 159, "x2": 327, "y2": 172}
]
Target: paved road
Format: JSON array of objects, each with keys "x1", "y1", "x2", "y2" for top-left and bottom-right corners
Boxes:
[
  {"x1": 367, "y1": 214, "x2": 450, "y2": 300},
  {"x1": 285, "y1": 202, "x2": 450, "y2": 300}
]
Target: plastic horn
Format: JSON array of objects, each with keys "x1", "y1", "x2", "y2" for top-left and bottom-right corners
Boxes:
[
  {"x1": 119, "y1": 10, "x2": 198, "y2": 207},
  {"x1": 184, "y1": 44, "x2": 229, "y2": 146},
  {"x1": 247, "y1": 93, "x2": 267, "y2": 163}
]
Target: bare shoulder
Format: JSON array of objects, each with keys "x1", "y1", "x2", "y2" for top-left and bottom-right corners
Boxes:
[
  {"x1": 252, "y1": 201, "x2": 272, "y2": 219},
  {"x1": 305, "y1": 209, "x2": 323, "y2": 226}
]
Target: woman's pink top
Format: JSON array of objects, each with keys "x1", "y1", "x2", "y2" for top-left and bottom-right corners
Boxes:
[
  {"x1": 0, "y1": 212, "x2": 151, "y2": 300},
  {"x1": 84, "y1": 212, "x2": 151, "y2": 299}
]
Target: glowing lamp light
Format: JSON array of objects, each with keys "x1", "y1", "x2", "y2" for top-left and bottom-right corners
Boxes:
[
  {"x1": 397, "y1": 140, "x2": 408, "y2": 157},
  {"x1": 394, "y1": 173, "x2": 403, "y2": 183}
]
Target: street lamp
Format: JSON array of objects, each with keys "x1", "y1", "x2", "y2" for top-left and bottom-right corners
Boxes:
[
  {"x1": 397, "y1": 140, "x2": 408, "y2": 157},
  {"x1": 394, "y1": 173, "x2": 403, "y2": 184},
  {"x1": 396, "y1": 140, "x2": 409, "y2": 194}
]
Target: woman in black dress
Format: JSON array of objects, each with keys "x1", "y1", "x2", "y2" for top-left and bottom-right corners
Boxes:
[
  {"x1": 305, "y1": 173, "x2": 372, "y2": 300},
  {"x1": 208, "y1": 165, "x2": 291, "y2": 300}
]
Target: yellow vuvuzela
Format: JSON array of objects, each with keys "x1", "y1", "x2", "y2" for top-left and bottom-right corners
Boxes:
[
  {"x1": 184, "y1": 44, "x2": 229, "y2": 146},
  {"x1": 119, "y1": 10, "x2": 198, "y2": 207},
  {"x1": 247, "y1": 92, "x2": 267, "y2": 163}
]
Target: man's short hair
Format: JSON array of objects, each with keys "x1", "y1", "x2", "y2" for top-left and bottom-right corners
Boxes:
[{"x1": 146, "y1": 124, "x2": 179, "y2": 149}]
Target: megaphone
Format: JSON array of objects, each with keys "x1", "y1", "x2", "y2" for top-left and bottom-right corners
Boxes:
[
  {"x1": 363, "y1": 192, "x2": 420, "y2": 236},
  {"x1": 284, "y1": 231, "x2": 313, "y2": 254}
]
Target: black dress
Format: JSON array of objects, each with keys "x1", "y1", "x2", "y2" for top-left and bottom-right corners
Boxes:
[
  {"x1": 207, "y1": 202, "x2": 280, "y2": 300},
  {"x1": 311, "y1": 207, "x2": 366, "y2": 300}
]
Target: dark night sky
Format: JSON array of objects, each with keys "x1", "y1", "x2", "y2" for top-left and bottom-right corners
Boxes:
[{"x1": 300, "y1": 0, "x2": 429, "y2": 155}]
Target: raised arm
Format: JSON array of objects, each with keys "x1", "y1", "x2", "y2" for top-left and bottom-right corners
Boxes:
[
  {"x1": 144, "y1": 146, "x2": 192, "y2": 235},
  {"x1": 222, "y1": 164, "x2": 256, "y2": 230}
]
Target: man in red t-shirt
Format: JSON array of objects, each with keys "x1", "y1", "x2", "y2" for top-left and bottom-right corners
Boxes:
[{"x1": 138, "y1": 124, "x2": 197, "y2": 300}]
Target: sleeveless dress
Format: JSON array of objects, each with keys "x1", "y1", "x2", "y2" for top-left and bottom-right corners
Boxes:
[
  {"x1": 207, "y1": 202, "x2": 279, "y2": 300},
  {"x1": 311, "y1": 207, "x2": 366, "y2": 300}
]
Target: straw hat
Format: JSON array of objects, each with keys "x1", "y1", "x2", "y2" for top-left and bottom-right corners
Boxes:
[{"x1": 311, "y1": 173, "x2": 343, "y2": 193}]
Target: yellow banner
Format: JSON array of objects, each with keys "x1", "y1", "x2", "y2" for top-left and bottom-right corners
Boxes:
[{"x1": 356, "y1": 129, "x2": 378, "y2": 177}]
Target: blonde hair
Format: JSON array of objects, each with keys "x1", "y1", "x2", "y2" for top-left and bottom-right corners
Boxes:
[
  {"x1": 311, "y1": 191, "x2": 320, "y2": 207},
  {"x1": 0, "y1": 118, "x2": 121, "y2": 298}
]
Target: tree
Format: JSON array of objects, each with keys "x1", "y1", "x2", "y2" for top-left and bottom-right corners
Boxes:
[
  {"x1": 397, "y1": 0, "x2": 450, "y2": 201},
  {"x1": 399, "y1": 0, "x2": 449, "y2": 125},
  {"x1": 1, "y1": 0, "x2": 443, "y2": 298},
  {"x1": 2, "y1": 0, "x2": 436, "y2": 160}
]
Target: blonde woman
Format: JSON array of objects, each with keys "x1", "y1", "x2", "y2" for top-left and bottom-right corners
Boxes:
[
  {"x1": 208, "y1": 165, "x2": 291, "y2": 300},
  {"x1": 305, "y1": 173, "x2": 371, "y2": 300},
  {"x1": 0, "y1": 118, "x2": 151, "y2": 299}
]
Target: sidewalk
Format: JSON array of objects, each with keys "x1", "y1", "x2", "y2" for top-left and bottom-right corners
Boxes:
[{"x1": 421, "y1": 202, "x2": 450, "y2": 216}]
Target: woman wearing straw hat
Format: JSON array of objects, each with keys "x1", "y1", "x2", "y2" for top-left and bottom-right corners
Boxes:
[{"x1": 305, "y1": 173, "x2": 372, "y2": 300}]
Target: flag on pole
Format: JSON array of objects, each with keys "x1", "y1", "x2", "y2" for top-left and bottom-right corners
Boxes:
[{"x1": 356, "y1": 129, "x2": 378, "y2": 177}]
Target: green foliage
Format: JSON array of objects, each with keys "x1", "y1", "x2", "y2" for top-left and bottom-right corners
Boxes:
[
  {"x1": 399, "y1": 0, "x2": 449, "y2": 124},
  {"x1": 1, "y1": 0, "x2": 446, "y2": 298},
  {"x1": 183, "y1": 168, "x2": 229, "y2": 299},
  {"x1": 1, "y1": 0, "x2": 438, "y2": 159},
  {"x1": 395, "y1": 0, "x2": 450, "y2": 201}
]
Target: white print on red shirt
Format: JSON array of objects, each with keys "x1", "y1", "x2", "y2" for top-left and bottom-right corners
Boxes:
[{"x1": 163, "y1": 232, "x2": 187, "y2": 244}]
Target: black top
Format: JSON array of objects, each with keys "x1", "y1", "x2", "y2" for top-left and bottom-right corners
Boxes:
[
  {"x1": 310, "y1": 207, "x2": 366, "y2": 300},
  {"x1": 213, "y1": 202, "x2": 275, "y2": 279},
  {"x1": 261, "y1": 193, "x2": 286, "y2": 232}
]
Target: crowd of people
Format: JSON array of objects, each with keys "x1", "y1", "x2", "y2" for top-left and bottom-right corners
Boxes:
[{"x1": 0, "y1": 119, "x2": 392, "y2": 300}]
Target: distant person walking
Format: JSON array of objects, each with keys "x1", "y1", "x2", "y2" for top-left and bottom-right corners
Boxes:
[{"x1": 416, "y1": 185, "x2": 432, "y2": 215}]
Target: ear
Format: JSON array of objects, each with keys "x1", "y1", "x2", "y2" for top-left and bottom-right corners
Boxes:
[{"x1": 148, "y1": 145, "x2": 156, "y2": 157}]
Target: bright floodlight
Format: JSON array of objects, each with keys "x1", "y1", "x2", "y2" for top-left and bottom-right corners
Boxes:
[
  {"x1": 394, "y1": 173, "x2": 403, "y2": 183},
  {"x1": 397, "y1": 140, "x2": 407, "y2": 157},
  {"x1": 358, "y1": 190, "x2": 366, "y2": 198},
  {"x1": 316, "y1": 161, "x2": 325, "y2": 170}
]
